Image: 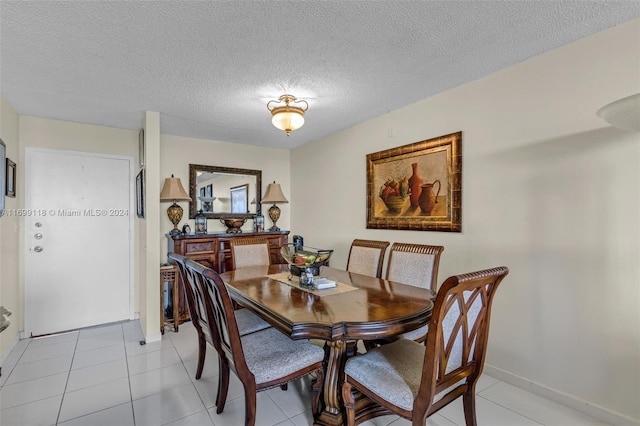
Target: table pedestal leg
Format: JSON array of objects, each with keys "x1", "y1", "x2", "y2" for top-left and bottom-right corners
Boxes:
[{"x1": 315, "y1": 340, "x2": 346, "y2": 426}]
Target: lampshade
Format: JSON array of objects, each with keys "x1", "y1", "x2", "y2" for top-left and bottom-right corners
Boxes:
[
  {"x1": 262, "y1": 181, "x2": 288, "y2": 204},
  {"x1": 160, "y1": 175, "x2": 192, "y2": 202},
  {"x1": 267, "y1": 94, "x2": 308, "y2": 136},
  {"x1": 596, "y1": 93, "x2": 640, "y2": 132}
]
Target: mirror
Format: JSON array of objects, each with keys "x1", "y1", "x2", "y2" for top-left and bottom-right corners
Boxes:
[{"x1": 188, "y1": 164, "x2": 262, "y2": 219}]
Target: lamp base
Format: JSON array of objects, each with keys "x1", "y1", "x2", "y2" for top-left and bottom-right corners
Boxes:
[
  {"x1": 267, "y1": 204, "x2": 281, "y2": 233},
  {"x1": 167, "y1": 203, "x2": 184, "y2": 237}
]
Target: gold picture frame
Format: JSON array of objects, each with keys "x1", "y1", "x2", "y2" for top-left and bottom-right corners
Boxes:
[{"x1": 366, "y1": 131, "x2": 461, "y2": 232}]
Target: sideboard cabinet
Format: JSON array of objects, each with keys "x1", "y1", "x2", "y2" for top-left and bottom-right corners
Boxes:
[
  {"x1": 167, "y1": 230, "x2": 289, "y2": 326},
  {"x1": 168, "y1": 230, "x2": 289, "y2": 273}
]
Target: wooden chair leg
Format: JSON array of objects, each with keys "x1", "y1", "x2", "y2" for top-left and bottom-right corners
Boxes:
[
  {"x1": 342, "y1": 381, "x2": 356, "y2": 426},
  {"x1": 462, "y1": 388, "x2": 478, "y2": 426},
  {"x1": 216, "y1": 359, "x2": 230, "y2": 414},
  {"x1": 244, "y1": 384, "x2": 257, "y2": 426},
  {"x1": 195, "y1": 335, "x2": 206, "y2": 380}
]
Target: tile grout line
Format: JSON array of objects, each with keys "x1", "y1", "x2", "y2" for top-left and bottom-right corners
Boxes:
[
  {"x1": 162, "y1": 333, "x2": 216, "y2": 426},
  {"x1": 54, "y1": 329, "x2": 80, "y2": 426},
  {"x1": 123, "y1": 321, "x2": 138, "y2": 426}
]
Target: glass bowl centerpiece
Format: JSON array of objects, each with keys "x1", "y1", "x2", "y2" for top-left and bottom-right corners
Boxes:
[{"x1": 280, "y1": 244, "x2": 333, "y2": 285}]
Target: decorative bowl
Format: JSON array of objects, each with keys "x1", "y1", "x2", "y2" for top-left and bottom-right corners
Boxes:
[
  {"x1": 280, "y1": 244, "x2": 333, "y2": 277},
  {"x1": 220, "y1": 217, "x2": 247, "y2": 233},
  {"x1": 383, "y1": 195, "x2": 406, "y2": 213}
]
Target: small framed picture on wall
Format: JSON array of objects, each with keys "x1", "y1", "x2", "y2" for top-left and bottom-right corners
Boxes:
[
  {"x1": 138, "y1": 128, "x2": 145, "y2": 169},
  {"x1": 6, "y1": 158, "x2": 16, "y2": 197}
]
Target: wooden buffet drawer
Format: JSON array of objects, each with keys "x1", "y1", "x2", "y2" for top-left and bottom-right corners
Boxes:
[{"x1": 184, "y1": 241, "x2": 215, "y2": 253}]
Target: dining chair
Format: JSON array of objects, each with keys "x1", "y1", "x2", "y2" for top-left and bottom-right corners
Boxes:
[
  {"x1": 168, "y1": 253, "x2": 271, "y2": 382},
  {"x1": 343, "y1": 266, "x2": 509, "y2": 426},
  {"x1": 230, "y1": 237, "x2": 271, "y2": 269},
  {"x1": 346, "y1": 239, "x2": 390, "y2": 278},
  {"x1": 185, "y1": 257, "x2": 325, "y2": 426},
  {"x1": 380, "y1": 242, "x2": 445, "y2": 343}
]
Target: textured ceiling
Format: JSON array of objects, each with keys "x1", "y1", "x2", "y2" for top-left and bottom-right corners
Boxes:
[{"x1": 2, "y1": 1, "x2": 639, "y2": 149}]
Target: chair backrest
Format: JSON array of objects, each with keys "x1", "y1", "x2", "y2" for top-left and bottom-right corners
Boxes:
[
  {"x1": 417, "y1": 266, "x2": 509, "y2": 414},
  {"x1": 230, "y1": 237, "x2": 271, "y2": 269},
  {"x1": 385, "y1": 243, "x2": 444, "y2": 291},
  {"x1": 184, "y1": 258, "x2": 252, "y2": 377},
  {"x1": 346, "y1": 239, "x2": 390, "y2": 278},
  {"x1": 168, "y1": 252, "x2": 219, "y2": 350}
]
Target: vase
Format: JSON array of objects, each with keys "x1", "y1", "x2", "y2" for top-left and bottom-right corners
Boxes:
[
  {"x1": 418, "y1": 180, "x2": 441, "y2": 215},
  {"x1": 408, "y1": 162, "x2": 424, "y2": 207}
]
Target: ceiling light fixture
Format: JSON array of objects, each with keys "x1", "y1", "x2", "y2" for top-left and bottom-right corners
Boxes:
[
  {"x1": 596, "y1": 93, "x2": 640, "y2": 132},
  {"x1": 267, "y1": 94, "x2": 308, "y2": 136}
]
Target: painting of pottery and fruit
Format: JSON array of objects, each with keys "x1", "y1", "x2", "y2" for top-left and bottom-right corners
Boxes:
[{"x1": 366, "y1": 132, "x2": 462, "y2": 232}]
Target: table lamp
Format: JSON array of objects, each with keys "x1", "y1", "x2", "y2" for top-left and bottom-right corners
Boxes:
[
  {"x1": 261, "y1": 181, "x2": 288, "y2": 231},
  {"x1": 160, "y1": 175, "x2": 192, "y2": 236}
]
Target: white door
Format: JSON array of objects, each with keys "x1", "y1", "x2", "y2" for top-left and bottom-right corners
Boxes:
[{"x1": 25, "y1": 149, "x2": 133, "y2": 337}]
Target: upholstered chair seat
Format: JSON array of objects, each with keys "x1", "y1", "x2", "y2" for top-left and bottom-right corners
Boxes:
[
  {"x1": 342, "y1": 266, "x2": 509, "y2": 426},
  {"x1": 241, "y1": 327, "x2": 325, "y2": 385},
  {"x1": 235, "y1": 308, "x2": 272, "y2": 335}
]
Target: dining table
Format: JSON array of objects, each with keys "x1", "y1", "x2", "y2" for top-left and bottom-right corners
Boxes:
[{"x1": 219, "y1": 264, "x2": 434, "y2": 426}]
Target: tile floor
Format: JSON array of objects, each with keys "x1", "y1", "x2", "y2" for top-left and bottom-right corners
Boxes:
[{"x1": 0, "y1": 320, "x2": 609, "y2": 426}]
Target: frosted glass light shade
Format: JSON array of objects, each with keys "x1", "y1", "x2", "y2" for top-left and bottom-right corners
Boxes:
[
  {"x1": 272, "y1": 111, "x2": 305, "y2": 135},
  {"x1": 596, "y1": 93, "x2": 640, "y2": 132}
]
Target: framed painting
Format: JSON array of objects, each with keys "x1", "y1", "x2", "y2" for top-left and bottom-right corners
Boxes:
[
  {"x1": 230, "y1": 183, "x2": 248, "y2": 214},
  {"x1": 0, "y1": 138, "x2": 5, "y2": 214},
  {"x1": 366, "y1": 131, "x2": 461, "y2": 232},
  {"x1": 138, "y1": 128, "x2": 145, "y2": 168},
  {"x1": 136, "y1": 169, "x2": 145, "y2": 218},
  {"x1": 6, "y1": 158, "x2": 16, "y2": 197}
]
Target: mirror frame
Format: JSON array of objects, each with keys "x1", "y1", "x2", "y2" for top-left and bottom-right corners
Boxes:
[{"x1": 188, "y1": 164, "x2": 261, "y2": 219}]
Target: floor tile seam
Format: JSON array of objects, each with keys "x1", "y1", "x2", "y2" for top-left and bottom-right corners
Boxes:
[
  {"x1": 18, "y1": 351, "x2": 76, "y2": 365},
  {"x1": 0, "y1": 392, "x2": 64, "y2": 415},
  {"x1": 126, "y1": 360, "x2": 203, "y2": 404},
  {"x1": 4, "y1": 365, "x2": 75, "y2": 386},
  {"x1": 70, "y1": 353, "x2": 128, "y2": 371},
  {"x1": 265, "y1": 384, "x2": 308, "y2": 419},
  {"x1": 65, "y1": 370, "x2": 132, "y2": 394},
  {"x1": 127, "y1": 358, "x2": 185, "y2": 378},
  {"x1": 474, "y1": 393, "x2": 546, "y2": 425},
  {"x1": 54, "y1": 401, "x2": 134, "y2": 426},
  {"x1": 182, "y1": 362, "x2": 219, "y2": 416},
  {"x1": 11, "y1": 351, "x2": 74, "y2": 368},
  {"x1": 74, "y1": 341, "x2": 127, "y2": 354},
  {"x1": 28, "y1": 338, "x2": 79, "y2": 350},
  {"x1": 119, "y1": 322, "x2": 137, "y2": 424},
  {"x1": 55, "y1": 330, "x2": 82, "y2": 426},
  {"x1": 124, "y1": 345, "x2": 169, "y2": 359},
  {"x1": 159, "y1": 408, "x2": 213, "y2": 426}
]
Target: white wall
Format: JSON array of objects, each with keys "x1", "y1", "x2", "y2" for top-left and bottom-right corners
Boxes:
[
  {"x1": 159, "y1": 134, "x2": 290, "y2": 262},
  {"x1": 291, "y1": 18, "x2": 640, "y2": 424},
  {"x1": 0, "y1": 96, "x2": 20, "y2": 359}
]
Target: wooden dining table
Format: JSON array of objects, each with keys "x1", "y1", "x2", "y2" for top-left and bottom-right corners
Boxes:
[{"x1": 219, "y1": 264, "x2": 434, "y2": 426}]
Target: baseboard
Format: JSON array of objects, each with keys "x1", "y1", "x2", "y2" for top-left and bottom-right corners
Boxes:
[
  {"x1": 145, "y1": 330, "x2": 162, "y2": 343},
  {"x1": 483, "y1": 364, "x2": 640, "y2": 426}
]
